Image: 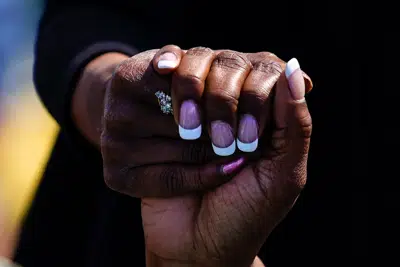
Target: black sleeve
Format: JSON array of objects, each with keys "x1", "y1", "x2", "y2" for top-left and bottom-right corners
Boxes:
[{"x1": 34, "y1": 2, "x2": 141, "y2": 156}]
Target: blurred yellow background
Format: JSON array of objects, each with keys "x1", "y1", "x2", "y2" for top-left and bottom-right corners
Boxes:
[
  {"x1": 0, "y1": 0, "x2": 56, "y2": 258},
  {"x1": 0, "y1": 86, "x2": 58, "y2": 256}
]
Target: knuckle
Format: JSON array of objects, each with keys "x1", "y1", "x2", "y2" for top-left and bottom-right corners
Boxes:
[
  {"x1": 256, "y1": 51, "x2": 284, "y2": 65},
  {"x1": 256, "y1": 51, "x2": 279, "y2": 59},
  {"x1": 111, "y1": 50, "x2": 157, "y2": 90},
  {"x1": 263, "y1": 51, "x2": 277, "y2": 57},
  {"x1": 187, "y1": 46, "x2": 214, "y2": 56},
  {"x1": 247, "y1": 51, "x2": 282, "y2": 64},
  {"x1": 213, "y1": 51, "x2": 251, "y2": 71},
  {"x1": 108, "y1": 61, "x2": 136, "y2": 96},
  {"x1": 112, "y1": 59, "x2": 135, "y2": 83},
  {"x1": 161, "y1": 44, "x2": 180, "y2": 51},
  {"x1": 252, "y1": 60, "x2": 283, "y2": 75},
  {"x1": 296, "y1": 107, "x2": 312, "y2": 138}
]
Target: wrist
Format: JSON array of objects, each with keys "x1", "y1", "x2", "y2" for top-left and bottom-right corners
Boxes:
[
  {"x1": 71, "y1": 52, "x2": 129, "y2": 148},
  {"x1": 146, "y1": 250, "x2": 264, "y2": 267}
]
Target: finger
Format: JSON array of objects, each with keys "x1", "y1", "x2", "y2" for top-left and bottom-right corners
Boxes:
[
  {"x1": 103, "y1": 96, "x2": 179, "y2": 138},
  {"x1": 104, "y1": 156, "x2": 246, "y2": 198},
  {"x1": 171, "y1": 47, "x2": 215, "y2": 140},
  {"x1": 205, "y1": 51, "x2": 252, "y2": 156},
  {"x1": 237, "y1": 59, "x2": 282, "y2": 152},
  {"x1": 246, "y1": 52, "x2": 313, "y2": 93},
  {"x1": 101, "y1": 137, "x2": 219, "y2": 167},
  {"x1": 272, "y1": 58, "x2": 312, "y2": 162},
  {"x1": 152, "y1": 45, "x2": 184, "y2": 74},
  {"x1": 110, "y1": 49, "x2": 172, "y2": 108}
]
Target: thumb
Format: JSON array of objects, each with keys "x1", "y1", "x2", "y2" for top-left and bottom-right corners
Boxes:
[
  {"x1": 272, "y1": 58, "x2": 312, "y2": 168},
  {"x1": 152, "y1": 44, "x2": 184, "y2": 74}
]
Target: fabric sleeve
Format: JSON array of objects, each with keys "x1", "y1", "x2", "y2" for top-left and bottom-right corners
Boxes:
[{"x1": 34, "y1": 3, "x2": 141, "y2": 157}]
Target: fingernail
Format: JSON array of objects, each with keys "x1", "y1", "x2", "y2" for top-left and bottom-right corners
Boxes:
[
  {"x1": 221, "y1": 157, "x2": 245, "y2": 175},
  {"x1": 285, "y1": 58, "x2": 305, "y2": 101},
  {"x1": 158, "y1": 52, "x2": 178, "y2": 69},
  {"x1": 237, "y1": 114, "x2": 258, "y2": 152},
  {"x1": 211, "y1": 121, "x2": 236, "y2": 156},
  {"x1": 179, "y1": 100, "x2": 202, "y2": 140}
]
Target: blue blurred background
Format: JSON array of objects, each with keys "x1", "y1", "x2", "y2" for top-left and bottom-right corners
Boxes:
[{"x1": 0, "y1": 0, "x2": 59, "y2": 257}]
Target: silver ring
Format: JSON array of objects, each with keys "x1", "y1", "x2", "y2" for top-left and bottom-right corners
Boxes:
[{"x1": 155, "y1": 90, "x2": 173, "y2": 115}]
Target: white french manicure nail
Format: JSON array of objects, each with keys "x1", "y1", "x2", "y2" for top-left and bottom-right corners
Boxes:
[
  {"x1": 179, "y1": 100, "x2": 202, "y2": 140},
  {"x1": 211, "y1": 121, "x2": 236, "y2": 156},
  {"x1": 212, "y1": 141, "x2": 236, "y2": 157},
  {"x1": 158, "y1": 60, "x2": 178, "y2": 69},
  {"x1": 237, "y1": 139, "x2": 258, "y2": 153},
  {"x1": 285, "y1": 58, "x2": 305, "y2": 101},
  {"x1": 285, "y1": 58, "x2": 300, "y2": 78},
  {"x1": 179, "y1": 125, "x2": 202, "y2": 140},
  {"x1": 237, "y1": 114, "x2": 259, "y2": 153}
]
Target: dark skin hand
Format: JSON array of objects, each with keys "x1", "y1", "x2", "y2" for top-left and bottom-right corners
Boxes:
[
  {"x1": 76, "y1": 46, "x2": 311, "y2": 198},
  {"x1": 72, "y1": 46, "x2": 313, "y2": 266},
  {"x1": 141, "y1": 49, "x2": 312, "y2": 267}
]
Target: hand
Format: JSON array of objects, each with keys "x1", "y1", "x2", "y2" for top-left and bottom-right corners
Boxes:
[
  {"x1": 141, "y1": 58, "x2": 312, "y2": 267},
  {"x1": 100, "y1": 45, "x2": 312, "y2": 198}
]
